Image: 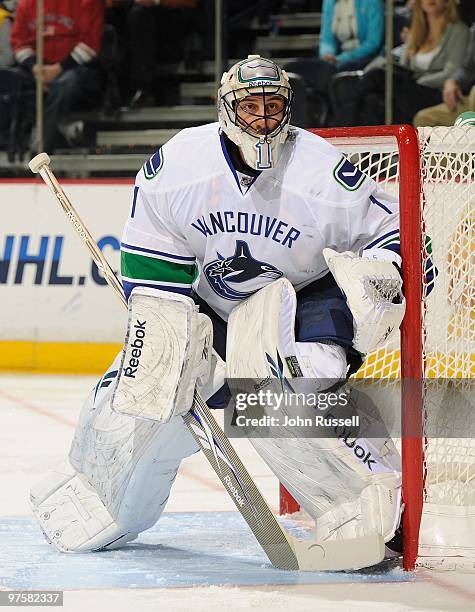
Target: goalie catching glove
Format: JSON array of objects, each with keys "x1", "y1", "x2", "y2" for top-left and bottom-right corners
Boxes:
[{"x1": 323, "y1": 248, "x2": 405, "y2": 354}]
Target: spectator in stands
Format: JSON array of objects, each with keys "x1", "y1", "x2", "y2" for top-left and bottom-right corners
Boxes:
[
  {"x1": 319, "y1": 0, "x2": 384, "y2": 72},
  {"x1": 284, "y1": 0, "x2": 384, "y2": 126},
  {"x1": 126, "y1": 0, "x2": 199, "y2": 107},
  {"x1": 414, "y1": 23, "x2": 475, "y2": 126},
  {"x1": 331, "y1": 0, "x2": 469, "y2": 126},
  {"x1": 0, "y1": 1, "x2": 16, "y2": 66},
  {"x1": 11, "y1": 0, "x2": 105, "y2": 152}
]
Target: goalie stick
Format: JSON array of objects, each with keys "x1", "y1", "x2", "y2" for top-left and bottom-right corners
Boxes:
[{"x1": 29, "y1": 152, "x2": 385, "y2": 571}]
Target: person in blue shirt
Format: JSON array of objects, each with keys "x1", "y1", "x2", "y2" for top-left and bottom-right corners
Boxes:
[
  {"x1": 319, "y1": 0, "x2": 385, "y2": 72},
  {"x1": 284, "y1": 0, "x2": 384, "y2": 126}
]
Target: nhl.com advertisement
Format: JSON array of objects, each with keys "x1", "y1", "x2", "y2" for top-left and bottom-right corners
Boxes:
[{"x1": 1, "y1": 181, "x2": 130, "y2": 346}]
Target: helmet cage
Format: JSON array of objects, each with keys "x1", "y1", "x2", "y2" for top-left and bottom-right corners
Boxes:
[{"x1": 221, "y1": 84, "x2": 293, "y2": 142}]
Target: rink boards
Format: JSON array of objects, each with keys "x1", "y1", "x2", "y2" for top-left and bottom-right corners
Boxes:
[{"x1": 1, "y1": 180, "x2": 131, "y2": 372}]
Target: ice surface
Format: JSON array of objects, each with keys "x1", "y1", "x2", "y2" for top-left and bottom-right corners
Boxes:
[
  {"x1": 0, "y1": 513, "x2": 409, "y2": 590},
  {"x1": 0, "y1": 373, "x2": 474, "y2": 611}
]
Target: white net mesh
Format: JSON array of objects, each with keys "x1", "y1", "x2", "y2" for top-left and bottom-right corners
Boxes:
[
  {"x1": 329, "y1": 127, "x2": 475, "y2": 515},
  {"x1": 329, "y1": 135, "x2": 401, "y2": 380},
  {"x1": 418, "y1": 127, "x2": 475, "y2": 510}
]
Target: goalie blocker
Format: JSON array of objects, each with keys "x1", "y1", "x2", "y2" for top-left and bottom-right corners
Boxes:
[{"x1": 111, "y1": 287, "x2": 224, "y2": 422}]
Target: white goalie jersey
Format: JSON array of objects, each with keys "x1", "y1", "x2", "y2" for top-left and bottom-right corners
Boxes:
[{"x1": 121, "y1": 122, "x2": 400, "y2": 320}]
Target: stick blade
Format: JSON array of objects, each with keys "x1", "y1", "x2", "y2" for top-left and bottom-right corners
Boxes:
[
  {"x1": 291, "y1": 533, "x2": 386, "y2": 571},
  {"x1": 29, "y1": 152, "x2": 51, "y2": 174}
]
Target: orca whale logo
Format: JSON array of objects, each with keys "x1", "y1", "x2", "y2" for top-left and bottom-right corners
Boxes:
[{"x1": 204, "y1": 240, "x2": 283, "y2": 300}]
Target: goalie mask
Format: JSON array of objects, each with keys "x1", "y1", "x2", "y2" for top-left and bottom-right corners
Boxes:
[{"x1": 218, "y1": 55, "x2": 293, "y2": 171}]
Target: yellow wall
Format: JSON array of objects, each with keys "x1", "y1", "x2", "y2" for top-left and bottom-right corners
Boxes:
[{"x1": 0, "y1": 341, "x2": 121, "y2": 374}]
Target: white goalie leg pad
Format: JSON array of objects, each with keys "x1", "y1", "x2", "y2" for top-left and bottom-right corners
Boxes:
[
  {"x1": 227, "y1": 278, "x2": 402, "y2": 542},
  {"x1": 30, "y1": 462, "x2": 123, "y2": 553},
  {"x1": 310, "y1": 477, "x2": 402, "y2": 543},
  {"x1": 112, "y1": 286, "x2": 213, "y2": 421},
  {"x1": 323, "y1": 248, "x2": 406, "y2": 353},
  {"x1": 252, "y1": 400, "x2": 402, "y2": 542},
  {"x1": 227, "y1": 277, "x2": 347, "y2": 388},
  {"x1": 196, "y1": 347, "x2": 226, "y2": 402},
  {"x1": 30, "y1": 353, "x2": 199, "y2": 552}
]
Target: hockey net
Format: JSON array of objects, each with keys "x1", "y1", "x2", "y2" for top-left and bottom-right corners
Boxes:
[{"x1": 280, "y1": 125, "x2": 475, "y2": 571}]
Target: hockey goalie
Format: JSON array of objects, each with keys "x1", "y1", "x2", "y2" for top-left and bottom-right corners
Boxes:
[{"x1": 29, "y1": 55, "x2": 405, "y2": 564}]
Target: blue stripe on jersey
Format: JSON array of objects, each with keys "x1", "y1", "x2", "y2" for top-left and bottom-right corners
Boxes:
[
  {"x1": 368, "y1": 244, "x2": 437, "y2": 294},
  {"x1": 143, "y1": 149, "x2": 163, "y2": 180},
  {"x1": 121, "y1": 242, "x2": 196, "y2": 262},
  {"x1": 380, "y1": 243, "x2": 401, "y2": 256},
  {"x1": 369, "y1": 195, "x2": 393, "y2": 214},
  {"x1": 220, "y1": 132, "x2": 242, "y2": 192},
  {"x1": 425, "y1": 263, "x2": 437, "y2": 295},
  {"x1": 365, "y1": 229, "x2": 400, "y2": 250},
  {"x1": 150, "y1": 149, "x2": 162, "y2": 173},
  {"x1": 123, "y1": 279, "x2": 192, "y2": 300},
  {"x1": 131, "y1": 186, "x2": 139, "y2": 218},
  {"x1": 219, "y1": 132, "x2": 260, "y2": 194}
]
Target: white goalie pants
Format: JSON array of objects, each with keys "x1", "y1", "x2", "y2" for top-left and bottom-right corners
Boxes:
[{"x1": 30, "y1": 354, "x2": 199, "y2": 552}]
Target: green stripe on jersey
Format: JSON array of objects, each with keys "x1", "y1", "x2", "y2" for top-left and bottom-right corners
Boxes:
[
  {"x1": 378, "y1": 234, "x2": 400, "y2": 248},
  {"x1": 121, "y1": 251, "x2": 198, "y2": 285},
  {"x1": 425, "y1": 234, "x2": 433, "y2": 255}
]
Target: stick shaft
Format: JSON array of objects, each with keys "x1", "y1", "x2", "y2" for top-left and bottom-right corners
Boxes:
[{"x1": 38, "y1": 164, "x2": 127, "y2": 308}]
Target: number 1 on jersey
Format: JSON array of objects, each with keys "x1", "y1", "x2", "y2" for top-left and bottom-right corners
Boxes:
[{"x1": 256, "y1": 140, "x2": 272, "y2": 170}]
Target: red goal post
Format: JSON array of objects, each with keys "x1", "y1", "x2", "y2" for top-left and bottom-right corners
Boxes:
[{"x1": 279, "y1": 125, "x2": 424, "y2": 571}]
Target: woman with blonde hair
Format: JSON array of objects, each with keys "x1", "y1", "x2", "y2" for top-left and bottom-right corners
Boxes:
[
  {"x1": 332, "y1": 0, "x2": 469, "y2": 126},
  {"x1": 402, "y1": 0, "x2": 464, "y2": 82}
]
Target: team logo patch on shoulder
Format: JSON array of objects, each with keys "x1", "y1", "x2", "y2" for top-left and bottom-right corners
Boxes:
[
  {"x1": 333, "y1": 157, "x2": 365, "y2": 191},
  {"x1": 204, "y1": 240, "x2": 283, "y2": 301},
  {"x1": 143, "y1": 148, "x2": 164, "y2": 180}
]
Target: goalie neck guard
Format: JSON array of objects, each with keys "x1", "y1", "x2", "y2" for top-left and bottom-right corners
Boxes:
[{"x1": 218, "y1": 55, "x2": 293, "y2": 171}]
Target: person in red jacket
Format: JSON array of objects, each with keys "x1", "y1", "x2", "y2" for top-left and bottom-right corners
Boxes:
[{"x1": 11, "y1": 0, "x2": 104, "y2": 152}]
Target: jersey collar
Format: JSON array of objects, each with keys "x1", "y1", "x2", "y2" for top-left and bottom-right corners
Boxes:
[{"x1": 219, "y1": 131, "x2": 261, "y2": 195}]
